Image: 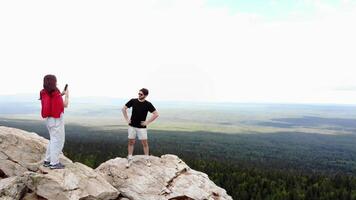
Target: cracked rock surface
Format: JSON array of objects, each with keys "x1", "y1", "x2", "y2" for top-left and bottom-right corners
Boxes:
[{"x1": 96, "y1": 155, "x2": 233, "y2": 200}]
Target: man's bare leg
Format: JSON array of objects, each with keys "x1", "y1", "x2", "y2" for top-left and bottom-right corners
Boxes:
[
  {"x1": 126, "y1": 139, "x2": 136, "y2": 168},
  {"x1": 141, "y1": 139, "x2": 151, "y2": 167},
  {"x1": 128, "y1": 139, "x2": 136, "y2": 156}
]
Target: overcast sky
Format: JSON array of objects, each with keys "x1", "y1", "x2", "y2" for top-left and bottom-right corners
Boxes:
[{"x1": 1, "y1": 0, "x2": 355, "y2": 104}]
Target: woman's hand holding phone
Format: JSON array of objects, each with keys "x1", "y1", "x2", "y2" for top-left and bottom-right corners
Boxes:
[
  {"x1": 61, "y1": 84, "x2": 68, "y2": 96},
  {"x1": 63, "y1": 84, "x2": 69, "y2": 108}
]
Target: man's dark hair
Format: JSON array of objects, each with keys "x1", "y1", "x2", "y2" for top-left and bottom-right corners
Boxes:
[{"x1": 140, "y1": 88, "x2": 149, "y2": 96}]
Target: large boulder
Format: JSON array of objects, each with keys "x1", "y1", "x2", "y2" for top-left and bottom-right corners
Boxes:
[
  {"x1": 22, "y1": 163, "x2": 118, "y2": 200},
  {"x1": 0, "y1": 126, "x2": 119, "y2": 200},
  {"x1": 0, "y1": 126, "x2": 72, "y2": 176},
  {"x1": 95, "y1": 154, "x2": 233, "y2": 200}
]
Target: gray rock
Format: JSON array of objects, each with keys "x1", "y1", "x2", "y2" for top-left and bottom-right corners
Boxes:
[
  {"x1": 0, "y1": 126, "x2": 119, "y2": 200},
  {"x1": 0, "y1": 176, "x2": 27, "y2": 200},
  {"x1": 96, "y1": 154, "x2": 233, "y2": 200},
  {"x1": 0, "y1": 126, "x2": 72, "y2": 177},
  {"x1": 23, "y1": 163, "x2": 119, "y2": 200}
]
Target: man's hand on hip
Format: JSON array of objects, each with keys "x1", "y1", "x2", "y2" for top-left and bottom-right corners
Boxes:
[{"x1": 141, "y1": 121, "x2": 149, "y2": 126}]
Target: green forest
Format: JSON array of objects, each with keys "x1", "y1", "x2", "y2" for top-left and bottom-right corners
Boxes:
[{"x1": 1, "y1": 119, "x2": 356, "y2": 200}]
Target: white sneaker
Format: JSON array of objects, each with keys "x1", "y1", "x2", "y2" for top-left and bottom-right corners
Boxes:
[
  {"x1": 145, "y1": 159, "x2": 151, "y2": 167},
  {"x1": 126, "y1": 157, "x2": 133, "y2": 168}
]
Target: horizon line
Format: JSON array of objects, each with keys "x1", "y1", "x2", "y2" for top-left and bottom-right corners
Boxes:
[{"x1": 1, "y1": 93, "x2": 356, "y2": 107}]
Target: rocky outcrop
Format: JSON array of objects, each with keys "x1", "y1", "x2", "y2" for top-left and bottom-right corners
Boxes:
[
  {"x1": 0, "y1": 126, "x2": 119, "y2": 200},
  {"x1": 0, "y1": 126, "x2": 72, "y2": 177},
  {"x1": 0, "y1": 126, "x2": 233, "y2": 200},
  {"x1": 96, "y1": 155, "x2": 233, "y2": 200}
]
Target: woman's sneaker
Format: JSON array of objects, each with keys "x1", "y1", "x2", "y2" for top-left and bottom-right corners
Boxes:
[
  {"x1": 50, "y1": 163, "x2": 65, "y2": 169},
  {"x1": 43, "y1": 161, "x2": 50, "y2": 167}
]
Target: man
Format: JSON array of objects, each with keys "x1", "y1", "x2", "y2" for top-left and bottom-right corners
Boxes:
[{"x1": 122, "y1": 88, "x2": 159, "y2": 168}]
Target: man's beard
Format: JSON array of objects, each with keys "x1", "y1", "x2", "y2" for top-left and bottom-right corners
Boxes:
[{"x1": 139, "y1": 96, "x2": 145, "y2": 101}]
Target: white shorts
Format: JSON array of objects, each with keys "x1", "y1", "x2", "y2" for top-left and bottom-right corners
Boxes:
[{"x1": 128, "y1": 126, "x2": 148, "y2": 140}]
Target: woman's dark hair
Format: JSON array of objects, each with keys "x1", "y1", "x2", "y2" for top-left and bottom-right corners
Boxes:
[
  {"x1": 140, "y1": 88, "x2": 149, "y2": 96},
  {"x1": 43, "y1": 74, "x2": 58, "y2": 94}
]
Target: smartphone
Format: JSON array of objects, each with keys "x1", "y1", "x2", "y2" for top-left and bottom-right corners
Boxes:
[{"x1": 64, "y1": 84, "x2": 68, "y2": 91}]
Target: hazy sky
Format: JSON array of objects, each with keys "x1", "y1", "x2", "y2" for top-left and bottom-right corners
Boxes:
[{"x1": 1, "y1": 0, "x2": 356, "y2": 104}]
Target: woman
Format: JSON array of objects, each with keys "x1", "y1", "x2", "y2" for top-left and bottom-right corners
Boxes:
[{"x1": 40, "y1": 74, "x2": 69, "y2": 169}]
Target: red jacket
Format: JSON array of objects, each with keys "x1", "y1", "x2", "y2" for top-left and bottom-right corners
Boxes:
[{"x1": 40, "y1": 89, "x2": 64, "y2": 118}]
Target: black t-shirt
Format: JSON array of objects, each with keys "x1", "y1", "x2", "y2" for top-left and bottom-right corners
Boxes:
[{"x1": 125, "y1": 98, "x2": 156, "y2": 128}]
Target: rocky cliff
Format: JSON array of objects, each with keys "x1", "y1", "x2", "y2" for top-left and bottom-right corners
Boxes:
[{"x1": 0, "y1": 126, "x2": 233, "y2": 200}]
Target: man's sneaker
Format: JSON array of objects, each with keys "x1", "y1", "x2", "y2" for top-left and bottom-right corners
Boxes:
[
  {"x1": 50, "y1": 163, "x2": 65, "y2": 169},
  {"x1": 126, "y1": 157, "x2": 133, "y2": 168},
  {"x1": 43, "y1": 161, "x2": 50, "y2": 167},
  {"x1": 145, "y1": 159, "x2": 151, "y2": 167}
]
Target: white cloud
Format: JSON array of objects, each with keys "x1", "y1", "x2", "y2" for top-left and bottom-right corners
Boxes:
[{"x1": 0, "y1": 0, "x2": 355, "y2": 104}]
